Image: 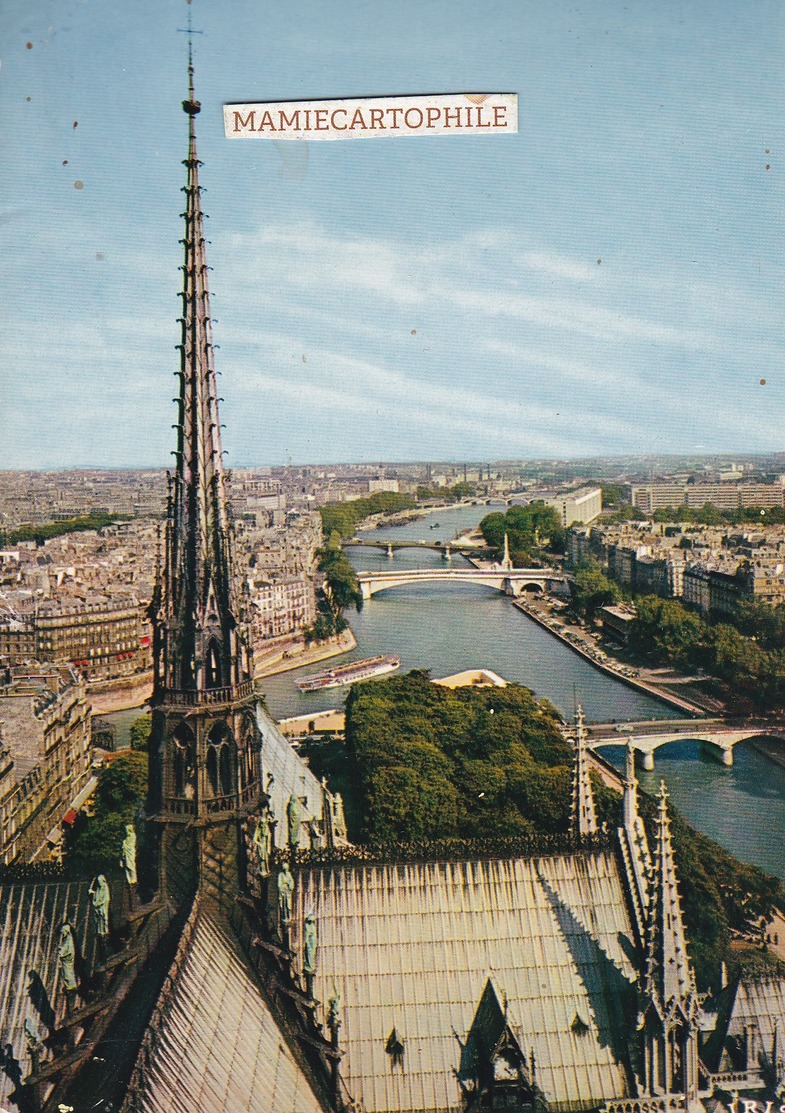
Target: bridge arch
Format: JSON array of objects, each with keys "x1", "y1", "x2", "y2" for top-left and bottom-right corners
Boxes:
[
  {"x1": 591, "y1": 729, "x2": 782, "y2": 770},
  {"x1": 360, "y1": 574, "x2": 507, "y2": 600}
]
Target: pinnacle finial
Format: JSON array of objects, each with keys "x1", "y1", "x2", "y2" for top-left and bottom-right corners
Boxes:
[
  {"x1": 570, "y1": 703, "x2": 597, "y2": 837},
  {"x1": 180, "y1": 3, "x2": 201, "y2": 115},
  {"x1": 642, "y1": 775, "x2": 697, "y2": 1019}
]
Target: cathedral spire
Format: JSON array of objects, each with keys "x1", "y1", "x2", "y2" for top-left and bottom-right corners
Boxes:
[
  {"x1": 642, "y1": 781, "x2": 697, "y2": 1017},
  {"x1": 146, "y1": 43, "x2": 261, "y2": 892},
  {"x1": 638, "y1": 781, "x2": 700, "y2": 1102},
  {"x1": 570, "y1": 705, "x2": 597, "y2": 838},
  {"x1": 153, "y1": 41, "x2": 252, "y2": 698},
  {"x1": 618, "y1": 740, "x2": 652, "y2": 944}
]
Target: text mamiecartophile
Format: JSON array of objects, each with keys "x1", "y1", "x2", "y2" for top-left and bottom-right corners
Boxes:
[{"x1": 224, "y1": 94, "x2": 518, "y2": 141}]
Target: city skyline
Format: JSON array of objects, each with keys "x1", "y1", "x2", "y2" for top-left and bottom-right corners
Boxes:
[{"x1": 1, "y1": 0, "x2": 782, "y2": 469}]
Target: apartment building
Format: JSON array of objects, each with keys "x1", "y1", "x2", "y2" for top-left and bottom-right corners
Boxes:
[{"x1": 0, "y1": 666, "x2": 92, "y2": 865}]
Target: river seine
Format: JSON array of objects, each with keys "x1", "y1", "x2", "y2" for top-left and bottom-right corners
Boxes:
[{"x1": 260, "y1": 504, "x2": 784, "y2": 880}]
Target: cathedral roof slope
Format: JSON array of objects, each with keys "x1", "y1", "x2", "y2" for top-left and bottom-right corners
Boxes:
[
  {"x1": 291, "y1": 849, "x2": 638, "y2": 1113},
  {"x1": 724, "y1": 975, "x2": 785, "y2": 1053},
  {"x1": 0, "y1": 877, "x2": 123, "y2": 1106},
  {"x1": 257, "y1": 703, "x2": 325, "y2": 846},
  {"x1": 134, "y1": 903, "x2": 324, "y2": 1113}
]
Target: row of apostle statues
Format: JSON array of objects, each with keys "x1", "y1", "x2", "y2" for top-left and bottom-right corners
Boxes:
[{"x1": 10, "y1": 822, "x2": 140, "y2": 1085}]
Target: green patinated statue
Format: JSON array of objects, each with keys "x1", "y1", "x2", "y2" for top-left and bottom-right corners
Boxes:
[
  {"x1": 303, "y1": 912, "x2": 317, "y2": 975},
  {"x1": 58, "y1": 923, "x2": 78, "y2": 993},
  {"x1": 120, "y1": 823, "x2": 137, "y2": 887},
  {"x1": 303, "y1": 911, "x2": 318, "y2": 997},
  {"x1": 89, "y1": 874, "x2": 110, "y2": 938},
  {"x1": 287, "y1": 794, "x2": 305, "y2": 851},
  {"x1": 327, "y1": 991, "x2": 341, "y2": 1037},
  {"x1": 252, "y1": 811, "x2": 273, "y2": 879}
]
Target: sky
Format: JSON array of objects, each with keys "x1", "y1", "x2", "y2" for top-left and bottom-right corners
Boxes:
[{"x1": 0, "y1": 0, "x2": 782, "y2": 469}]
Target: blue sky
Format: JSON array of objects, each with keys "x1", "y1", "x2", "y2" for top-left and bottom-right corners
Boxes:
[{"x1": 0, "y1": 0, "x2": 782, "y2": 468}]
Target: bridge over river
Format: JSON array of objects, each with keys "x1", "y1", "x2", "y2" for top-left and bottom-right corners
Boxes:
[
  {"x1": 357, "y1": 567, "x2": 568, "y2": 600},
  {"x1": 585, "y1": 717, "x2": 785, "y2": 769},
  {"x1": 346, "y1": 538, "x2": 486, "y2": 557}
]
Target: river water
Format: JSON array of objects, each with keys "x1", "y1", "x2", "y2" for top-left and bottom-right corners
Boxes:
[
  {"x1": 261, "y1": 504, "x2": 785, "y2": 880},
  {"x1": 105, "y1": 503, "x2": 785, "y2": 879}
]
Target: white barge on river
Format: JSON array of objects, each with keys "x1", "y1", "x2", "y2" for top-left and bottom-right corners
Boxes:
[{"x1": 295, "y1": 654, "x2": 400, "y2": 692}]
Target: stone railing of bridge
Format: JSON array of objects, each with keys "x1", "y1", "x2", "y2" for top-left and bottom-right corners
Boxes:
[
  {"x1": 356, "y1": 567, "x2": 567, "y2": 600},
  {"x1": 587, "y1": 721, "x2": 785, "y2": 769},
  {"x1": 346, "y1": 539, "x2": 481, "y2": 551}
]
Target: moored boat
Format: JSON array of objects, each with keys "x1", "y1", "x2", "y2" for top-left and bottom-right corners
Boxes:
[{"x1": 296, "y1": 654, "x2": 400, "y2": 692}]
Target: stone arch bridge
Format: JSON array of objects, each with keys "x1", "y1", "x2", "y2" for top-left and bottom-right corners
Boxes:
[
  {"x1": 346, "y1": 539, "x2": 482, "y2": 557},
  {"x1": 587, "y1": 720, "x2": 785, "y2": 768},
  {"x1": 357, "y1": 567, "x2": 567, "y2": 601}
]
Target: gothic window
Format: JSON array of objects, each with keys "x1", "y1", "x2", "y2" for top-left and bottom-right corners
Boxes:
[
  {"x1": 206, "y1": 638, "x2": 223, "y2": 689},
  {"x1": 206, "y1": 721, "x2": 234, "y2": 797},
  {"x1": 240, "y1": 715, "x2": 259, "y2": 786},
  {"x1": 172, "y1": 722, "x2": 196, "y2": 798}
]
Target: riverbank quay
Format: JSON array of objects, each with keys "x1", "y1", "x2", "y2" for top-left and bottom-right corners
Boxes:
[
  {"x1": 88, "y1": 670, "x2": 153, "y2": 713},
  {"x1": 355, "y1": 498, "x2": 481, "y2": 533},
  {"x1": 253, "y1": 628, "x2": 356, "y2": 679},
  {"x1": 748, "y1": 735, "x2": 785, "y2": 771},
  {"x1": 512, "y1": 596, "x2": 707, "y2": 718}
]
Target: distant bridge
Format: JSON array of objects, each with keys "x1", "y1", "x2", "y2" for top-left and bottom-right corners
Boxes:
[
  {"x1": 585, "y1": 718, "x2": 785, "y2": 769},
  {"x1": 357, "y1": 567, "x2": 567, "y2": 601},
  {"x1": 345, "y1": 539, "x2": 486, "y2": 557}
]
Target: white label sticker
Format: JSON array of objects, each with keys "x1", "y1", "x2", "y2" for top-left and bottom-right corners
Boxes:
[{"x1": 224, "y1": 93, "x2": 518, "y2": 141}]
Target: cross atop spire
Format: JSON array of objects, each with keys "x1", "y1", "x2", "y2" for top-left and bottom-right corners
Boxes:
[
  {"x1": 641, "y1": 781, "x2": 698, "y2": 1022},
  {"x1": 570, "y1": 705, "x2": 598, "y2": 838},
  {"x1": 152, "y1": 39, "x2": 252, "y2": 700}
]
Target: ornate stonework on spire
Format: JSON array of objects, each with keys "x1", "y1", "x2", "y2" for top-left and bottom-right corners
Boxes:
[
  {"x1": 146, "y1": 46, "x2": 262, "y2": 903},
  {"x1": 501, "y1": 532, "x2": 513, "y2": 571},
  {"x1": 570, "y1": 705, "x2": 598, "y2": 837},
  {"x1": 153, "y1": 48, "x2": 252, "y2": 700},
  {"x1": 638, "y1": 780, "x2": 700, "y2": 1104},
  {"x1": 617, "y1": 740, "x2": 652, "y2": 945}
]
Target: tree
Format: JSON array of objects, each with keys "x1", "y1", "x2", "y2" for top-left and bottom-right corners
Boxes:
[
  {"x1": 600, "y1": 484, "x2": 625, "y2": 506},
  {"x1": 129, "y1": 714, "x2": 151, "y2": 752},
  {"x1": 306, "y1": 546, "x2": 363, "y2": 642},
  {"x1": 479, "y1": 502, "x2": 564, "y2": 563},
  {"x1": 628, "y1": 596, "x2": 708, "y2": 671},
  {"x1": 65, "y1": 752, "x2": 148, "y2": 870},
  {"x1": 95, "y1": 752, "x2": 148, "y2": 814},
  {"x1": 570, "y1": 559, "x2": 620, "y2": 620}
]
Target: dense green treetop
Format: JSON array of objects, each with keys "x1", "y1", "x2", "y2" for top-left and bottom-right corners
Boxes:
[
  {"x1": 651, "y1": 503, "x2": 785, "y2": 526},
  {"x1": 628, "y1": 594, "x2": 785, "y2": 708},
  {"x1": 479, "y1": 501, "x2": 565, "y2": 564},
  {"x1": 128, "y1": 714, "x2": 151, "y2": 752},
  {"x1": 345, "y1": 672, "x2": 571, "y2": 844},
  {"x1": 569, "y1": 558, "x2": 620, "y2": 620},
  {"x1": 304, "y1": 543, "x2": 363, "y2": 643},
  {"x1": 65, "y1": 752, "x2": 147, "y2": 872},
  {"x1": 318, "y1": 492, "x2": 416, "y2": 539},
  {"x1": 600, "y1": 483, "x2": 626, "y2": 506}
]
